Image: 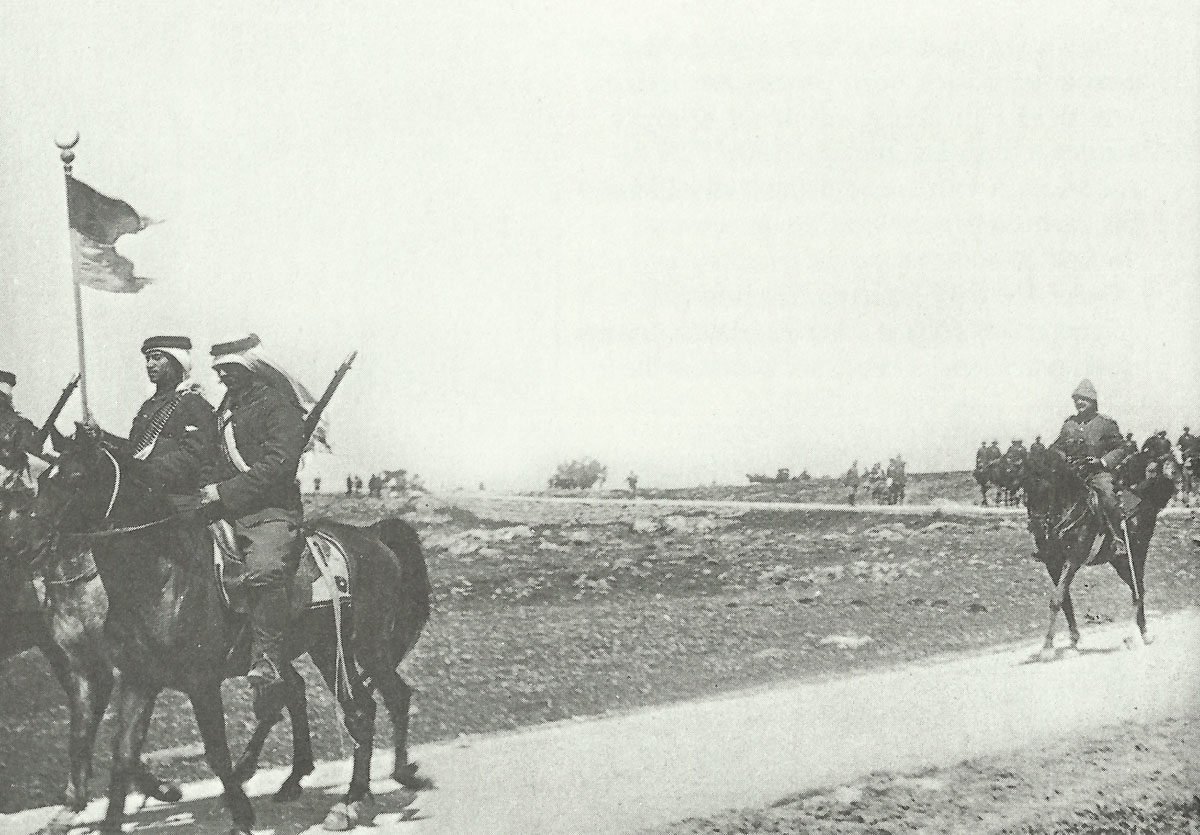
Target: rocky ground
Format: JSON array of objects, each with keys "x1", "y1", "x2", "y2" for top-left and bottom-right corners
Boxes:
[{"x1": 1, "y1": 485, "x2": 1196, "y2": 820}]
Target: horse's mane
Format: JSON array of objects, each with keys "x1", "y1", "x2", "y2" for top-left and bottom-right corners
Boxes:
[{"x1": 1022, "y1": 451, "x2": 1084, "y2": 516}]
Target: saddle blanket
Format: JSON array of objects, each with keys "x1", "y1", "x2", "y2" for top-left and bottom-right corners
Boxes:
[{"x1": 212, "y1": 522, "x2": 353, "y2": 611}]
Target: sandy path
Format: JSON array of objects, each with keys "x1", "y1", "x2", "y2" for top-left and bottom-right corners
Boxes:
[{"x1": 6, "y1": 610, "x2": 1196, "y2": 835}]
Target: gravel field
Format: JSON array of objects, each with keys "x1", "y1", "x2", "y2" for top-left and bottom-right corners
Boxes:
[{"x1": 1, "y1": 483, "x2": 1197, "y2": 819}]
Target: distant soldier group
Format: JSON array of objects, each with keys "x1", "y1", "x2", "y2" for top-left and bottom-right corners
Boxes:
[
  {"x1": 844, "y1": 454, "x2": 906, "y2": 505},
  {"x1": 973, "y1": 378, "x2": 1195, "y2": 511}
]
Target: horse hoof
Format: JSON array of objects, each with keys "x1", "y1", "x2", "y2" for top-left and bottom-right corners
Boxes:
[
  {"x1": 348, "y1": 796, "x2": 377, "y2": 825},
  {"x1": 149, "y1": 780, "x2": 183, "y2": 804},
  {"x1": 394, "y1": 762, "x2": 435, "y2": 790},
  {"x1": 323, "y1": 802, "x2": 356, "y2": 831},
  {"x1": 1038, "y1": 647, "x2": 1056, "y2": 663},
  {"x1": 1142, "y1": 632, "x2": 1156, "y2": 646},
  {"x1": 273, "y1": 777, "x2": 303, "y2": 802},
  {"x1": 1123, "y1": 635, "x2": 1140, "y2": 651},
  {"x1": 38, "y1": 809, "x2": 77, "y2": 835}
]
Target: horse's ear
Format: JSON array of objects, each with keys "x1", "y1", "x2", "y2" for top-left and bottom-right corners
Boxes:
[{"x1": 49, "y1": 425, "x2": 70, "y2": 454}]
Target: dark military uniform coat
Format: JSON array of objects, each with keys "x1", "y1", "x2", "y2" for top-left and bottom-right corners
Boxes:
[
  {"x1": 213, "y1": 378, "x2": 305, "y2": 517},
  {"x1": 130, "y1": 385, "x2": 219, "y2": 493},
  {"x1": 1050, "y1": 410, "x2": 1126, "y2": 470}
]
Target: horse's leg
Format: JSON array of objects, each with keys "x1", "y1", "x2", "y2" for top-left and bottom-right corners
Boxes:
[
  {"x1": 38, "y1": 639, "x2": 95, "y2": 814},
  {"x1": 374, "y1": 665, "x2": 433, "y2": 789},
  {"x1": 98, "y1": 678, "x2": 159, "y2": 833},
  {"x1": 1040, "y1": 555, "x2": 1079, "y2": 662},
  {"x1": 309, "y1": 636, "x2": 378, "y2": 830},
  {"x1": 233, "y1": 661, "x2": 314, "y2": 800},
  {"x1": 189, "y1": 684, "x2": 255, "y2": 835},
  {"x1": 1042, "y1": 559, "x2": 1080, "y2": 650}
]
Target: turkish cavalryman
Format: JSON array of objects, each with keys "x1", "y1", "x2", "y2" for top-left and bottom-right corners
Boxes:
[
  {"x1": 0, "y1": 370, "x2": 43, "y2": 492},
  {"x1": 1141, "y1": 430, "x2": 1173, "y2": 460},
  {"x1": 974, "y1": 442, "x2": 989, "y2": 471},
  {"x1": 1029, "y1": 435, "x2": 1046, "y2": 459},
  {"x1": 1179, "y1": 426, "x2": 1196, "y2": 460},
  {"x1": 1049, "y1": 379, "x2": 1128, "y2": 546},
  {"x1": 201, "y1": 335, "x2": 307, "y2": 709},
  {"x1": 1003, "y1": 438, "x2": 1027, "y2": 467}
]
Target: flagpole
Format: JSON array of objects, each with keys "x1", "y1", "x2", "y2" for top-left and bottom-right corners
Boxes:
[{"x1": 56, "y1": 132, "x2": 90, "y2": 420}]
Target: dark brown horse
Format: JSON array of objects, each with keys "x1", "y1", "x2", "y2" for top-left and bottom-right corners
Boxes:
[
  {"x1": 1023, "y1": 449, "x2": 1174, "y2": 660},
  {"x1": 29, "y1": 431, "x2": 432, "y2": 834},
  {"x1": 0, "y1": 490, "x2": 181, "y2": 822}
]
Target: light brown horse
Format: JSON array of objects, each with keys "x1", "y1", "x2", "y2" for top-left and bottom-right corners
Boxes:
[{"x1": 0, "y1": 490, "x2": 180, "y2": 819}]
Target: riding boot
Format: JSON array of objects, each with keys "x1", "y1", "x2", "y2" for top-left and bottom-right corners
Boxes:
[{"x1": 247, "y1": 586, "x2": 289, "y2": 712}]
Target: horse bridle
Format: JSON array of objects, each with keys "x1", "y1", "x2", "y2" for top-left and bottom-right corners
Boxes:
[{"x1": 53, "y1": 447, "x2": 189, "y2": 542}]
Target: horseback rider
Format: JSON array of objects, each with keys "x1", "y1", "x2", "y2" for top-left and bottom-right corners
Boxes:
[
  {"x1": 1029, "y1": 435, "x2": 1046, "y2": 460},
  {"x1": 1048, "y1": 379, "x2": 1128, "y2": 545},
  {"x1": 1003, "y1": 438, "x2": 1027, "y2": 466},
  {"x1": 201, "y1": 334, "x2": 308, "y2": 706},
  {"x1": 974, "y1": 442, "x2": 989, "y2": 470},
  {"x1": 1179, "y1": 426, "x2": 1196, "y2": 458},
  {"x1": 1141, "y1": 430, "x2": 1173, "y2": 460},
  {"x1": 986, "y1": 440, "x2": 1002, "y2": 465},
  {"x1": 0, "y1": 370, "x2": 43, "y2": 492},
  {"x1": 1123, "y1": 432, "x2": 1138, "y2": 457},
  {"x1": 125, "y1": 337, "x2": 218, "y2": 499}
]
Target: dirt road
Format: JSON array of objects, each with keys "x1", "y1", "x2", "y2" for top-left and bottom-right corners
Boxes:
[{"x1": 8, "y1": 610, "x2": 1196, "y2": 835}]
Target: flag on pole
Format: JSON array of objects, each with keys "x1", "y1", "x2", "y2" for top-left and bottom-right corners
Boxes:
[{"x1": 67, "y1": 176, "x2": 157, "y2": 293}]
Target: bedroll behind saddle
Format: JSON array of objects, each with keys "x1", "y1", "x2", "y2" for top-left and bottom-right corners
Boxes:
[{"x1": 211, "y1": 521, "x2": 354, "y2": 614}]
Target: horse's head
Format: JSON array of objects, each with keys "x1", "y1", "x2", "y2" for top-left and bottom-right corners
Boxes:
[
  {"x1": 1022, "y1": 449, "x2": 1084, "y2": 514},
  {"x1": 36, "y1": 424, "x2": 121, "y2": 536}
]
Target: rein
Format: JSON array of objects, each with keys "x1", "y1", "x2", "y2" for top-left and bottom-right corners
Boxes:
[{"x1": 56, "y1": 447, "x2": 188, "y2": 542}]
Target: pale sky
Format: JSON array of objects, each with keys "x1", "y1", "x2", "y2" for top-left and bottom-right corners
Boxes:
[{"x1": 1, "y1": 2, "x2": 1197, "y2": 490}]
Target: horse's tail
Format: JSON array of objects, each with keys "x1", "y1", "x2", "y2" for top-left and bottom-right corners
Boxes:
[{"x1": 372, "y1": 517, "x2": 432, "y2": 646}]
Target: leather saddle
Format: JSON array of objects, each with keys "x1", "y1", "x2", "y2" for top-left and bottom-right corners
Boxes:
[{"x1": 210, "y1": 521, "x2": 354, "y2": 614}]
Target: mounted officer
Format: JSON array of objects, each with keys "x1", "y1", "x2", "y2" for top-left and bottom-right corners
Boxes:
[
  {"x1": 201, "y1": 335, "x2": 308, "y2": 707},
  {"x1": 0, "y1": 370, "x2": 43, "y2": 492},
  {"x1": 986, "y1": 440, "x2": 1002, "y2": 465},
  {"x1": 1028, "y1": 435, "x2": 1046, "y2": 460},
  {"x1": 1049, "y1": 379, "x2": 1128, "y2": 546},
  {"x1": 1123, "y1": 432, "x2": 1138, "y2": 457},
  {"x1": 1141, "y1": 430, "x2": 1173, "y2": 460},
  {"x1": 1003, "y1": 438, "x2": 1027, "y2": 466},
  {"x1": 974, "y1": 442, "x2": 989, "y2": 470},
  {"x1": 1179, "y1": 426, "x2": 1196, "y2": 459}
]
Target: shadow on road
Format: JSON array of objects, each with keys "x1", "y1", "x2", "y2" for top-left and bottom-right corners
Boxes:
[{"x1": 49, "y1": 782, "x2": 421, "y2": 835}]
